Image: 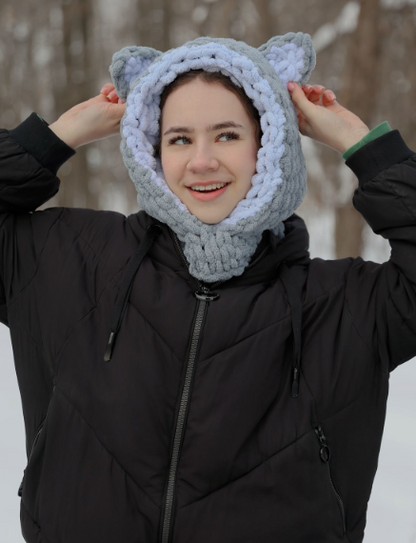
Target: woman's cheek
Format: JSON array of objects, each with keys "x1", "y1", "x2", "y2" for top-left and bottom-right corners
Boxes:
[
  {"x1": 161, "y1": 154, "x2": 175, "y2": 185},
  {"x1": 239, "y1": 143, "x2": 258, "y2": 175}
]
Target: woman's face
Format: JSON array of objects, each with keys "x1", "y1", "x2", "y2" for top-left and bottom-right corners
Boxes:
[{"x1": 160, "y1": 79, "x2": 260, "y2": 224}]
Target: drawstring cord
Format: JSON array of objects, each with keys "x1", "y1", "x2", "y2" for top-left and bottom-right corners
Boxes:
[
  {"x1": 104, "y1": 223, "x2": 162, "y2": 362},
  {"x1": 278, "y1": 262, "x2": 302, "y2": 398},
  {"x1": 103, "y1": 227, "x2": 302, "y2": 396}
]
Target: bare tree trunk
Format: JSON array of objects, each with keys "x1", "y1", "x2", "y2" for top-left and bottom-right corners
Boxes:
[
  {"x1": 215, "y1": 0, "x2": 239, "y2": 38},
  {"x1": 55, "y1": 0, "x2": 99, "y2": 209},
  {"x1": 80, "y1": 0, "x2": 100, "y2": 210},
  {"x1": 255, "y1": 0, "x2": 278, "y2": 46},
  {"x1": 136, "y1": 0, "x2": 153, "y2": 47},
  {"x1": 135, "y1": 0, "x2": 171, "y2": 51},
  {"x1": 161, "y1": 0, "x2": 171, "y2": 52},
  {"x1": 334, "y1": 0, "x2": 382, "y2": 258}
]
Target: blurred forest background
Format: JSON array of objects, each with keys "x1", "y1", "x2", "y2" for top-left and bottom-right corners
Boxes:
[
  {"x1": 1, "y1": 0, "x2": 416, "y2": 258},
  {"x1": 1, "y1": 0, "x2": 416, "y2": 542}
]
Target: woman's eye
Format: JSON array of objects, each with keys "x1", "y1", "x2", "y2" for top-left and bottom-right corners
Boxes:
[
  {"x1": 217, "y1": 131, "x2": 240, "y2": 142},
  {"x1": 167, "y1": 131, "x2": 240, "y2": 145},
  {"x1": 169, "y1": 135, "x2": 190, "y2": 145}
]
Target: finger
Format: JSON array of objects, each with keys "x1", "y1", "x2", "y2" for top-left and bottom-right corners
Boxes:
[
  {"x1": 100, "y1": 83, "x2": 115, "y2": 94},
  {"x1": 308, "y1": 94, "x2": 323, "y2": 105},
  {"x1": 302, "y1": 86, "x2": 318, "y2": 104},
  {"x1": 302, "y1": 84, "x2": 325, "y2": 94},
  {"x1": 323, "y1": 90, "x2": 336, "y2": 103},
  {"x1": 287, "y1": 81, "x2": 315, "y2": 117},
  {"x1": 106, "y1": 90, "x2": 120, "y2": 103},
  {"x1": 100, "y1": 83, "x2": 115, "y2": 96},
  {"x1": 301, "y1": 84, "x2": 313, "y2": 94},
  {"x1": 96, "y1": 94, "x2": 112, "y2": 105},
  {"x1": 308, "y1": 86, "x2": 326, "y2": 104},
  {"x1": 89, "y1": 93, "x2": 112, "y2": 103}
]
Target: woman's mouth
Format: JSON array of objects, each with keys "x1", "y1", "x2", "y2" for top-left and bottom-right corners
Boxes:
[{"x1": 187, "y1": 182, "x2": 230, "y2": 201}]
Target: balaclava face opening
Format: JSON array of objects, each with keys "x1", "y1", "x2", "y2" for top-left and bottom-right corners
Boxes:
[
  {"x1": 154, "y1": 69, "x2": 263, "y2": 159},
  {"x1": 109, "y1": 33, "x2": 316, "y2": 283}
]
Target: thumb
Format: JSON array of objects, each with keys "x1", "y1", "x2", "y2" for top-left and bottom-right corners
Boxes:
[
  {"x1": 106, "y1": 101, "x2": 126, "y2": 124},
  {"x1": 111, "y1": 101, "x2": 126, "y2": 114},
  {"x1": 287, "y1": 81, "x2": 314, "y2": 117}
]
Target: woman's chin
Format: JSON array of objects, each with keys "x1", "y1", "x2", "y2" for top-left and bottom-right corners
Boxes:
[
  {"x1": 188, "y1": 207, "x2": 230, "y2": 225},
  {"x1": 193, "y1": 214, "x2": 226, "y2": 225}
]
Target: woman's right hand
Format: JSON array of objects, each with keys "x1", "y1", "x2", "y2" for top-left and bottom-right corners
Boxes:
[{"x1": 49, "y1": 83, "x2": 126, "y2": 149}]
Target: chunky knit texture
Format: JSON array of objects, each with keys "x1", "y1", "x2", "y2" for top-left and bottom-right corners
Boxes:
[{"x1": 109, "y1": 33, "x2": 316, "y2": 282}]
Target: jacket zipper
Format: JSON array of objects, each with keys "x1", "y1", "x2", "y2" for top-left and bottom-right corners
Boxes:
[
  {"x1": 18, "y1": 384, "x2": 56, "y2": 497},
  {"x1": 161, "y1": 230, "x2": 268, "y2": 543},
  {"x1": 160, "y1": 233, "x2": 222, "y2": 543},
  {"x1": 314, "y1": 425, "x2": 347, "y2": 535}
]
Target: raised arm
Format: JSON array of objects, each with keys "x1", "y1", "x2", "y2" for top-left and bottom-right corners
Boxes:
[
  {"x1": 288, "y1": 80, "x2": 416, "y2": 371},
  {"x1": 0, "y1": 83, "x2": 125, "y2": 324},
  {"x1": 0, "y1": 83, "x2": 124, "y2": 214}
]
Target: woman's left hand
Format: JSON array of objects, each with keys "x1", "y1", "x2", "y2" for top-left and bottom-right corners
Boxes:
[{"x1": 287, "y1": 81, "x2": 370, "y2": 154}]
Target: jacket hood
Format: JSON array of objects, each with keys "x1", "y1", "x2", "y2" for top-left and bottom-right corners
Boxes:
[{"x1": 110, "y1": 33, "x2": 316, "y2": 283}]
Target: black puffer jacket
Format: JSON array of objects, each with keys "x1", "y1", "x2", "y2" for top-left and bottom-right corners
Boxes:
[{"x1": 1, "y1": 113, "x2": 416, "y2": 543}]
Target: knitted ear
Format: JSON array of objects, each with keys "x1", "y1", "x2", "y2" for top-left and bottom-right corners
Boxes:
[
  {"x1": 109, "y1": 45, "x2": 162, "y2": 101},
  {"x1": 258, "y1": 32, "x2": 316, "y2": 86}
]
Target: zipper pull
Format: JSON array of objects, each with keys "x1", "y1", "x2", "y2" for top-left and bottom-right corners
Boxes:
[
  {"x1": 291, "y1": 367, "x2": 299, "y2": 397},
  {"x1": 104, "y1": 331, "x2": 116, "y2": 362},
  {"x1": 195, "y1": 284, "x2": 219, "y2": 302},
  {"x1": 314, "y1": 425, "x2": 331, "y2": 463}
]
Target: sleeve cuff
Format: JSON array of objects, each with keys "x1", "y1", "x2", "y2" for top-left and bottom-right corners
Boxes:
[
  {"x1": 7, "y1": 112, "x2": 76, "y2": 176},
  {"x1": 345, "y1": 129, "x2": 414, "y2": 186},
  {"x1": 342, "y1": 121, "x2": 392, "y2": 160}
]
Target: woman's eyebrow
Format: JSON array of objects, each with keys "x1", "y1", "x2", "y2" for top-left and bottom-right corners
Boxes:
[{"x1": 163, "y1": 121, "x2": 244, "y2": 137}]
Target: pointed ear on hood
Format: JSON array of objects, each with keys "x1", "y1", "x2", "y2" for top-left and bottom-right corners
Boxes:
[
  {"x1": 258, "y1": 32, "x2": 316, "y2": 87},
  {"x1": 109, "y1": 45, "x2": 162, "y2": 101}
]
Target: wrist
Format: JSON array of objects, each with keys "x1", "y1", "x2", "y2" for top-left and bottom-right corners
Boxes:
[
  {"x1": 49, "y1": 119, "x2": 80, "y2": 150},
  {"x1": 342, "y1": 122, "x2": 393, "y2": 160},
  {"x1": 337, "y1": 128, "x2": 371, "y2": 154}
]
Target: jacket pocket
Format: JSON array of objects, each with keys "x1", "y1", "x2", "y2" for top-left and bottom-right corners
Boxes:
[
  {"x1": 17, "y1": 384, "x2": 56, "y2": 497},
  {"x1": 314, "y1": 424, "x2": 348, "y2": 537}
]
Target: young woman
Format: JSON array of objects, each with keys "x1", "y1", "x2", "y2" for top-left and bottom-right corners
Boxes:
[{"x1": 1, "y1": 33, "x2": 415, "y2": 543}]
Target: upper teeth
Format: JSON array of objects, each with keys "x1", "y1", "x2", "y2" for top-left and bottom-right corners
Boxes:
[{"x1": 190, "y1": 183, "x2": 228, "y2": 191}]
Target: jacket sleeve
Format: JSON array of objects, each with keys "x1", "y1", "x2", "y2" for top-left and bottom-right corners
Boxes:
[
  {"x1": 345, "y1": 129, "x2": 416, "y2": 372},
  {"x1": 0, "y1": 113, "x2": 75, "y2": 325},
  {"x1": 0, "y1": 113, "x2": 77, "y2": 455}
]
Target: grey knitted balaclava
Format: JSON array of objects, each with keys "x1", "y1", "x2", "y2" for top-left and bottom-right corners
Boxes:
[{"x1": 109, "y1": 32, "x2": 316, "y2": 282}]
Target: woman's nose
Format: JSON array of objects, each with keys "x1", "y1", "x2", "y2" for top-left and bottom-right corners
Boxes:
[{"x1": 186, "y1": 145, "x2": 219, "y2": 173}]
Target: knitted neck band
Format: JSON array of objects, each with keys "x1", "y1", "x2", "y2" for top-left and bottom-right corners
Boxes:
[{"x1": 109, "y1": 33, "x2": 316, "y2": 283}]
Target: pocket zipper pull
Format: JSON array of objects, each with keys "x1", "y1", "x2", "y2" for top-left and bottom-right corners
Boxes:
[
  {"x1": 314, "y1": 425, "x2": 331, "y2": 463},
  {"x1": 291, "y1": 367, "x2": 299, "y2": 397},
  {"x1": 104, "y1": 331, "x2": 116, "y2": 362}
]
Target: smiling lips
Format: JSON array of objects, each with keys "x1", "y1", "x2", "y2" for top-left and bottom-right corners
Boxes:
[{"x1": 186, "y1": 183, "x2": 229, "y2": 201}]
